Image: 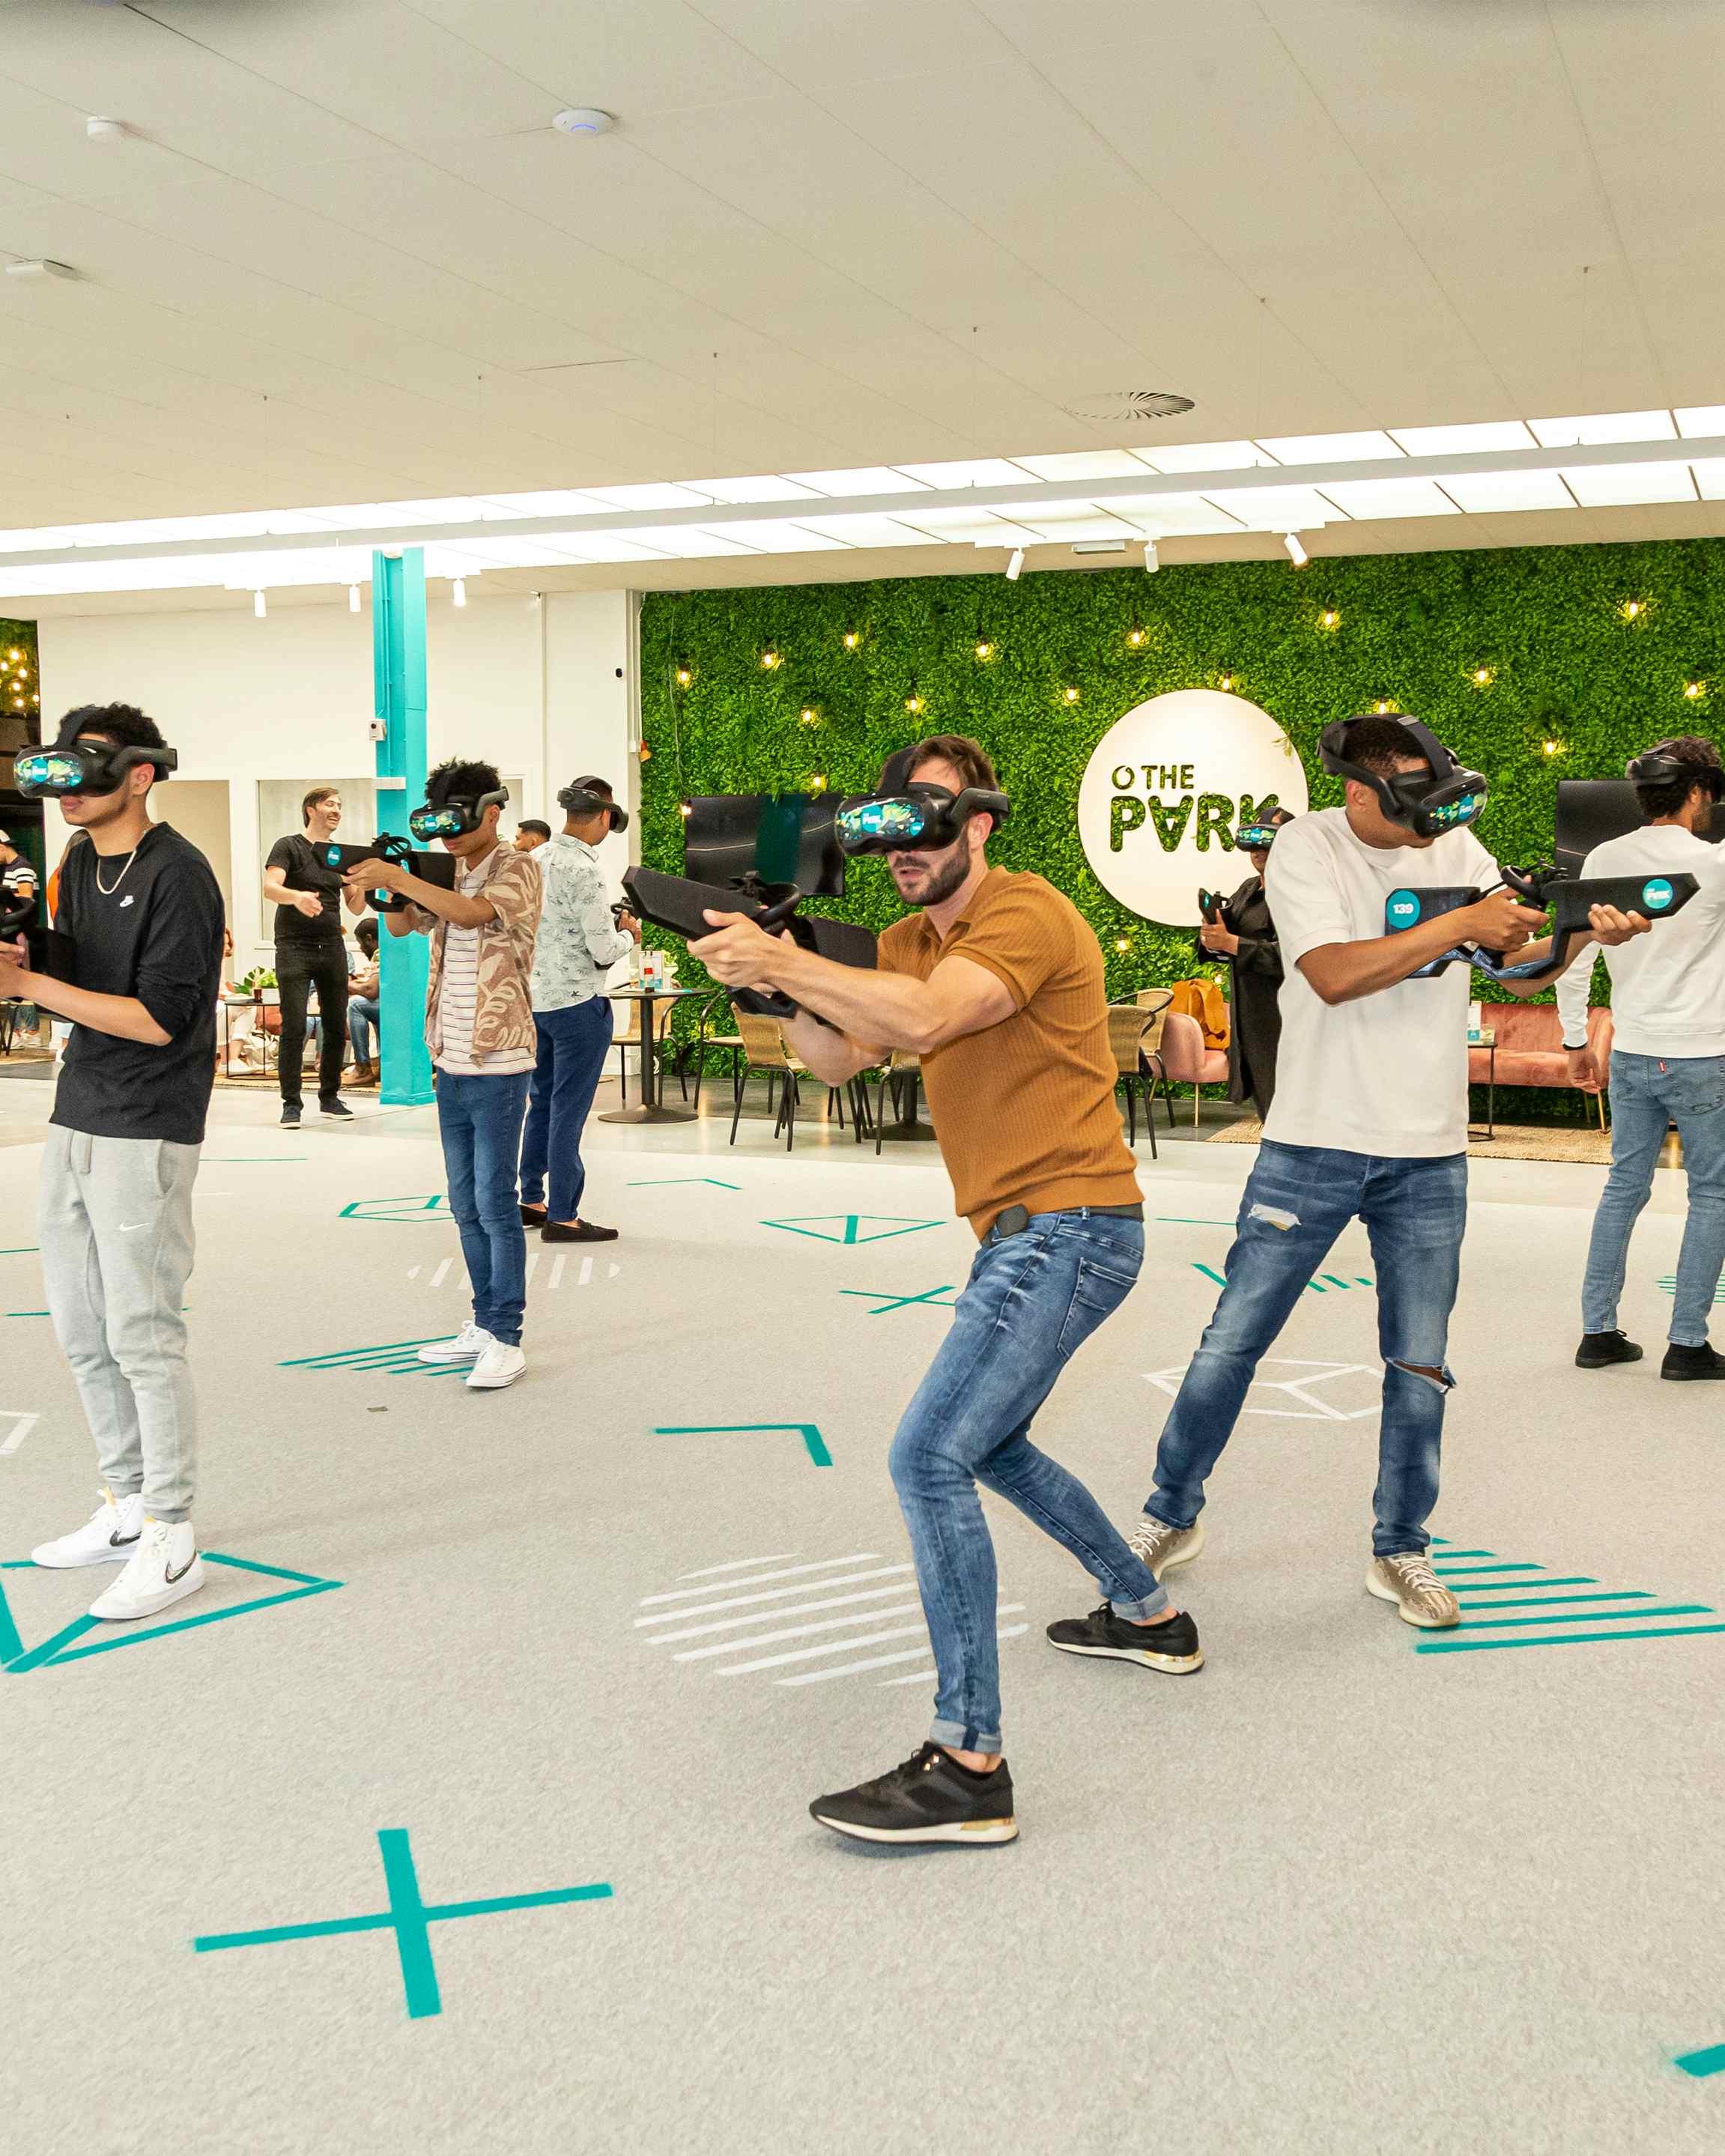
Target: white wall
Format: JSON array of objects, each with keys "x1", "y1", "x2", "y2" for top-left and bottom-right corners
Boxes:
[{"x1": 37, "y1": 586, "x2": 638, "y2": 960}]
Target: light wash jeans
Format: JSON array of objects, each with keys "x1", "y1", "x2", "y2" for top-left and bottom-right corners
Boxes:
[
  {"x1": 888, "y1": 1209, "x2": 1165, "y2": 1755},
  {"x1": 348, "y1": 995, "x2": 381, "y2": 1065},
  {"x1": 1582, "y1": 1051, "x2": 1725, "y2": 1346},
  {"x1": 38, "y1": 1128, "x2": 201, "y2": 1522},
  {"x1": 1147, "y1": 1141, "x2": 1467, "y2": 1558},
  {"x1": 436, "y1": 1072, "x2": 532, "y2": 1348}
]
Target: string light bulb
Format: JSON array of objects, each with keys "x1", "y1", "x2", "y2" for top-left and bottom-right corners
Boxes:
[
  {"x1": 1219, "y1": 673, "x2": 1234, "y2": 691},
  {"x1": 843, "y1": 631, "x2": 859, "y2": 650},
  {"x1": 1127, "y1": 626, "x2": 1146, "y2": 648},
  {"x1": 1543, "y1": 740, "x2": 1560, "y2": 756},
  {"x1": 810, "y1": 774, "x2": 826, "y2": 792},
  {"x1": 1319, "y1": 609, "x2": 1339, "y2": 630},
  {"x1": 675, "y1": 663, "x2": 692, "y2": 687},
  {"x1": 974, "y1": 640, "x2": 993, "y2": 661},
  {"x1": 1685, "y1": 679, "x2": 1706, "y2": 700},
  {"x1": 1064, "y1": 685, "x2": 1081, "y2": 704},
  {"x1": 1115, "y1": 936, "x2": 1130, "y2": 952},
  {"x1": 761, "y1": 647, "x2": 781, "y2": 669},
  {"x1": 906, "y1": 690, "x2": 924, "y2": 714},
  {"x1": 679, "y1": 802, "x2": 691, "y2": 819},
  {"x1": 1473, "y1": 666, "x2": 1493, "y2": 686},
  {"x1": 1622, "y1": 600, "x2": 1645, "y2": 621},
  {"x1": 1374, "y1": 699, "x2": 1393, "y2": 714},
  {"x1": 800, "y1": 707, "x2": 818, "y2": 725}
]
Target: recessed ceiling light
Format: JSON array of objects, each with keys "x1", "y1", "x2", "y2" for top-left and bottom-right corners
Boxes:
[
  {"x1": 1063, "y1": 391, "x2": 1195, "y2": 423},
  {"x1": 553, "y1": 108, "x2": 615, "y2": 136},
  {"x1": 4, "y1": 259, "x2": 80, "y2": 281},
  {"x1": 85, "y1": 117, "x2": 127, "y2": 142}
]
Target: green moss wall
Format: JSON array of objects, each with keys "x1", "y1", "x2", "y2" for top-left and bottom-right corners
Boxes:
[{"x1": 640, "y1": 541, "x2": 1725, "y2": 1118}]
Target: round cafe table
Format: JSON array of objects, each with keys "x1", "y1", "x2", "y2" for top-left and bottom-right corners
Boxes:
[{"x1": 601, "y1": 985, "x2": 699, "y2": 1125}]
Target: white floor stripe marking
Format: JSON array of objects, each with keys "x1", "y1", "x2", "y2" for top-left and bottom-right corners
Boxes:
[
  {"x1": 638, "y1": 1555, "x2": 882, "y2": 1606},
  {"x1": 550, "y1": 1254, "x2": 566, "y2": 1292},
  {"x1": 430, "y1": 1257, "x2": 452, "y2": 1290},
  {"x1": 645, "y1": 1582, "x2": 923, "y2": 1642},
  {"x1": 407, "y1": 1266, "x2": 420, "y2": 1281},
  {"x1": 675, "y1": 1603, "x2": 924, "y2": 1660},
  {"x1": 524, "y1": 1251, "x2": 540, "y2": 1286},
  {"x1": 579, "y1": 1254, "x2": 594, "y2": 1287},
  {"x1": 608, "y1": 1260, "x2": 622, "y2": 1278},
  {"x1": 0, "y1": 1411, "x2": 38, "y2": 1457},
  {"x1": 879, "y1": 1669, "x2": 938, "y2": 1686},
  {"x1": 724, "y1": 1623, "x2": 933, "y2": 1674},
  {"x1": 678, "y1": 1554, "x2": 800, "y2": 1580},
  {"x1": 777, "y1": 1646, "x2": 939, "y2": 1685}
]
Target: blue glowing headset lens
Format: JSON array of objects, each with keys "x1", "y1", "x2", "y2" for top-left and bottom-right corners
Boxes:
[
  {"x1": 409, "y1": 804, "x2": 465, "y2": 840},
  {"x1": 13, "y1": 750, "x2": 87, "y2": 796},
  {"x1": 1237, "y1": 824, "x2": 1278, "y2": 849},
  {"x1": 1427, "y1": 792, "x2": 1482, "y2": 829},
  {"x1": 837, "y1": 798, "x2": 927, "y2": 845}
]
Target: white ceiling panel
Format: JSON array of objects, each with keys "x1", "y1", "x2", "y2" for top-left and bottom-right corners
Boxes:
[
  {"x1": 1201, "y1": 485, "x2": 1348, "y2": 529},
  {"x1": 1100, "y1": 494, "x2": 1250, "y2": 539},
  {"x1": 1390, "y1": 421, "x2": 1538, "y2": 457},
  {"x1": 1009, "y1": 451, "x2": 1153, "y2": 481},
  {"x1": 1316, "y1": 479, "x2": 1461, "y2": 521},
  {"x1": 1530, "y1": 411, "x2": 1676, "y2": 447},
  {"x1": 1559, "y1": 461, "x2": 1698, "y2": 508},
  {"x1": 1435, "y1": 470, "x2": 1577, "y2": 515},
  {"x1": 1255, "y1": 431, "x2": 1404, "y2": 465},
  {"x1": 788, "y1": 515, "x2": 942, "y2": 550},
  {"x1": 1142, "y1": 442, "x2": 1280, "y2": 473}
]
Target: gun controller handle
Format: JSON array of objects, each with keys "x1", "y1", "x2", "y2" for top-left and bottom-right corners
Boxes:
[{"x1": 0, "y1": 892, "x2": 34, "y2": 939}]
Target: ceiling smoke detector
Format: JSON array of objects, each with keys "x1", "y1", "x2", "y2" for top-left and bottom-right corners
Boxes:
[
  {"x1": 553, "y1": 108, "x2": 616, "y2": 136},
  {"x1": 1063, "y1": 390, "x2": 1195, "y2": 424}
]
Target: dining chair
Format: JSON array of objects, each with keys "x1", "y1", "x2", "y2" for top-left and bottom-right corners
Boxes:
[{"x1": 1106, "y1": 1003, "x2": 1159, "y2": 1159}]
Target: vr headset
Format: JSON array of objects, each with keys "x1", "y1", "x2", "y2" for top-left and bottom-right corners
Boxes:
[
  {"x1": 835, "y1": 746, "x2": 1010, "y2": 857},
  {"x1": 1318, "y1": 717, "x2": 1486, "y2": 839},
  {"x1": 14, "y1": 710, "x2": 178, "y2": 798},
  {"x1": 557, "y1": 776, "x2": 628, "y2": 832},
  {"x1": 320, "y1": 836, "x2": 457, "y2": 914},
  {"x1": 1627, "y1": 742, "x2": 1725, "y2": 798},
  {"x1": 409, "y1": 772, "x2": 509, "y2": 843},
  {"x1": 1237, "y1": 820, "x2": 1283, "y2": 852}
]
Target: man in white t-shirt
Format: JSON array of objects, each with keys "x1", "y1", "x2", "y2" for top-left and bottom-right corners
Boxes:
[
  {"x1": 1129, "y1": 714, "x2": 1649, "y2": 1629},
  {"x1": 1556, "y1": 737, "x2": 1725, "y2": 1380}
]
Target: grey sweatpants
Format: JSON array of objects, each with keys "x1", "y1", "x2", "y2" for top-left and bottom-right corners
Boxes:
[{"x1": 38, "y1": 1128, "x2": 201, "y2": 1522}]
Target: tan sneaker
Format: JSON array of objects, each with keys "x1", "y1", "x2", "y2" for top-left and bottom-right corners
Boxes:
[
  {"x1": 1127, "y1": 1516, "x2": 1206, "y2": 1574},
  {"x1": 1365, "y1": 1552, "x2": 1460, "y2": 1629}
]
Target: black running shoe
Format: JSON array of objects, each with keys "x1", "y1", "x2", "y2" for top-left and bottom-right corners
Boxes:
[
  {"x1": 1046, "y1": 1604, "x2": 1204, "y2": 1673},
  {"x1": 1662, "y1": 1342, "x2": 1725, "y2": 1382},
  {"x1": 810, "y1": 1743, "x2": 1017, "y2": 1847},
  {"x1": 320, "y1": 1097, "x2": 355, "y2": 1120},
  {"x1": 1576, "y1": 1330, "x2": 1643, "y2": 1369},
  {"x1": 280, "y1": 1104, "x2": 301, "y2": 1128}
]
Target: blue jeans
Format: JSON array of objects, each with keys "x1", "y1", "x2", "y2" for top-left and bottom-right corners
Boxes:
[
  {"x1": 1148, "y1": 1141, "x2": 1467, "y2": 1557},
  {"x1": 1582, "y1": 1051, "x2": 1725, "y2": 1346},
  {"x1": 519, "y1": 998, "x2": 615, "y2": 1223},
  {"x1": 436, "y1": 1072, "x2": 532, "y2": 1347},
  {"x1": 889, "y1": 1209, "x2": 1165, "y2": 1754},
  {"x1": 348, "y1": 995, "x2": 381, "y2": 1064}
]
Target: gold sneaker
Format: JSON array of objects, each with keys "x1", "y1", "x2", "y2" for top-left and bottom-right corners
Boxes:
[
  {"x1": 1365, "y1": 1552, "x2": 1460, "y2": 1629},
  {"x1": 1127, "y1": 1516, "x2": 1206, "y2": 1575}
]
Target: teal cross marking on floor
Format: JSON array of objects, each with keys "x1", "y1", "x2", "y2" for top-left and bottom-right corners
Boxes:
[
  {"x1": 1415, "y1": 1534, "x2": 1719, "y2": 1657},
  {"x1": 628, "y1": 1177, "x2": 741, "y2": 1188},
  {"x1": 0, "y1": 1552, "x2": 343, "y2": 1674},
  {"x1": 840, "y1": 1286, "x2": 959, "y2": 1315},
  {"x1": 656, "y1": 1421, "x2": 833, "y2": 1467},
  {"x1": 193, "y1": 1827, "x2": 613, "y2": 2022},
  {"x1": 763, "y1": 1214, "x2": 941, "y2": 1245},
  {"x1": 339, "y1": 1194, "x2": 451, "y2": 1224},
  {"x1": 279, "y1": 1335, "x2": 467, "y2": 1379}
]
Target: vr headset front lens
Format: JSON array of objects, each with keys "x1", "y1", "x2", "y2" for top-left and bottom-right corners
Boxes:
[
  {"x1": 13, "y1": 750, "x2": 88, "y2": 796},
  {"x1": 1237, "y1": 824, "x2": 1277, "y2": 849},
  {"x1": 409, "y1": 805, "x2": 465, "y2": 840},
  {"x1": 837, "y1": 798, "x2": 927, "y2": 846}
]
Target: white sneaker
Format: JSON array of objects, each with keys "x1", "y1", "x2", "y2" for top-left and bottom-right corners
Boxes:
[
  {"x1": 31, "y1": 1488, "x2": 145, "y2": 1569},
  {"x1": 418, "y1": 1322, "x2": 493, "y2": 1364},
  {"x1": 467, "y1": 1340, "x2": 527, "y2": 1391},
  {"x1": 89, "y1": 1518, "x2": 205, "y2": 1622}
]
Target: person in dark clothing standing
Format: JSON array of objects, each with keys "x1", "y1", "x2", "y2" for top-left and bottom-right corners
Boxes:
[
  {"x1": 1, "y1": 702, "x2": 225, "y2": 1624},
  {"x1": 1199, "y1": 809, "x2": 1294, "y2": 1120},
  {"x1": 264, "y1": 784, "x2": 360, "y2": 1127}
]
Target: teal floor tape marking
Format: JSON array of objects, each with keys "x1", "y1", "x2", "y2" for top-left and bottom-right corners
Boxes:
[
  {"x1": 0, "y1": 1554, "x2": 343, "y2": 1674},
  {"x1": 339, "y1": 1195, "x2": 450, "y2": 1224},
  {"x1": 1155, "y1": 1217, "x2": 1238, "y2": 1227},
  {"x1": 1457, "y1": 1591, "x2": 1654, "y2": 1611},
  {"x1": 1451, "y1": 1576, "x2": 1598, "y2": 1591},
  {"x1": 193, "y1": 1827, "x2": 613, "y2": 2022},
  {"x1": 1456, "y1": 1605, "x2": 1710, "y2": 1631},
  {"x1": 1430, "y1": 1549, "x2": 1496, "y2": 1559},
  {"x1": 656, "y1": 1421, "x2": 834, "y2": 1468},
  {"x1": 1675, "y1": 2043, "x2": 1725, "y2": 2078},
  {"x1": 0, "y1": 1245, "x2": 39, "y2": 1254},
  {"x1": 1418, "y1": 1623, "x2": 1725, "y2": 1654},
  {"x1": 280, "y1": 1336, "x2": 466, "y2": 1379},
  {"x1": 1436, "y1": 1562, "x2": 1545, "y2": 1574},
  {"x1": 763, "y1": 1215, "x2": 941, "y2": 1245},
  {"x1": 839, "y1": 1286, "x2": 959, "y2": 1315},
  {"x1": 1189, "y1": 1263, "x2": 1369, "y2": 1293},
  {"x1": 628, "y1": 1177, "x2": 740, "y2": 1188}
]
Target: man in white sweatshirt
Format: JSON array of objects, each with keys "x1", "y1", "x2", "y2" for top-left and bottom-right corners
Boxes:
[{"x1": 1559, "y1": 736, "x2": 1725, "y2": 1381}]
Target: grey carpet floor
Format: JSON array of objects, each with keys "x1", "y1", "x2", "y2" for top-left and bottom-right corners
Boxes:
[{"x1": 4, "y1": 1075, "x2": 1723, "y2": 2156}]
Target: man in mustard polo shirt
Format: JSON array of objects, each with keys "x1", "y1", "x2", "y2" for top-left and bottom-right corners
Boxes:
[{"x1": 693, "y1": 734, "x2": 1199, "y2": 1847}]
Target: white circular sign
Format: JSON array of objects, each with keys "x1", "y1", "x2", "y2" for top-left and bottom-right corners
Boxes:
[{"x1": 1078, "y1": 689, "x2": 1309, "y2": 927}]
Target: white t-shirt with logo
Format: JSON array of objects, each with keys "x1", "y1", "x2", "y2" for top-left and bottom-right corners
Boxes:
[{"x1": 1263, "y1": 807, "x2": 1499, "y2": 1159}]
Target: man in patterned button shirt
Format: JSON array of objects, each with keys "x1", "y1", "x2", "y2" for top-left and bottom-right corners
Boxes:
[{"x1": 520, "y1": 775, "x2": 639, "y2": 1245}]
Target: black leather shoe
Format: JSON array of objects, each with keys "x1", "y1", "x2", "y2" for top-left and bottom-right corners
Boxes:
[
  {"x1": 1662, "y1": 1342, "x2": 1725, "y2": 1381},
  {"x1": 520, "y1": 1203, "x2": 548, "y2": 1227},
  {"x1": 541, "y1": 1220, "x2": 619, "y2": 1243},
  {"x1": 1576, "y1": 1330, "x2": 1643, "y2": 1368}
]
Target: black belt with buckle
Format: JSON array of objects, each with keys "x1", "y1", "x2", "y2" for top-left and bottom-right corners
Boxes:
[{"x1": 991, "y1": 1200, "x2": 1144, "y2": 1238}]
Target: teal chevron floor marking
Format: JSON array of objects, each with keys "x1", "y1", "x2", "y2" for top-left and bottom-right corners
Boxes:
[
  {"x1": 1419, "y1": 1622, "x2": 1725, "y2": 1654},
  {"x1": 1419, "y1": 1534, "x2": 1716, "y2": 1657},
  {"x1": 763, "y1": 1214, "x2": 941, "y2": 1245},
  {"x1": 656, "y1": 1422, "x2": 833, "y2": 1468},
  {"x1": 339, "y1": 1195, "x2": 450, "y2": 1223},
  {"x1": 280, "y1": 1335, "x2": 468, "y2": 1379},
  {"x1": 193, "y1": 1827, "x2": 612, "y2": 2022},
  {"x1": 1455, "y1": 1605, "x2": 1709, "y2": 1630},
  {"x1": 839, "y1": 1286, "x2": 959, "y2": 1314},
  {"x1": 0, "y1": 1550, "x2": 344, "y2": 1674}
]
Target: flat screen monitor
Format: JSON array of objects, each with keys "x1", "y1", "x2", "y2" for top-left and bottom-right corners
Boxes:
[
  {"x1": 1555, "y1": 780, "x2": 1724, "y2": 875},
  {"x1": 682, "y1": 792, "x2": 846, "y2": 897}
]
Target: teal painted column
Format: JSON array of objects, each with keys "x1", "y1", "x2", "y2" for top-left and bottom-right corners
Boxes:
[{"x1": 372, "y1": 547, "x2": 435, "y2": 1107}]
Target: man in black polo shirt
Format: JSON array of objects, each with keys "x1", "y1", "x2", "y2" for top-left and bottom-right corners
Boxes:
[
  {"x1": 264, "y1": 784, "x2": 357, "y2": 1128},
  {"x1": 0, "y1": 703, "x2": 225, "y2": 1624}
]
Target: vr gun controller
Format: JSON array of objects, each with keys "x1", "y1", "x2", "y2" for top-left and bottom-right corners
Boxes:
[
  {"x1": 621, "y1": 866, "x2": 876, "y2": 1022},
  {"x1": 0, "y1": 887, "x2": 70, "y2": 980},
  {"x1": 1385, "y1": 865, "x2": 1700, "y2": 982},
  {"x1": 319, "y1": 837, "x2": 458, "y2": 914},
  {"x1": 1198, "y1": 889, "x2": 1226, "y2": 926}
]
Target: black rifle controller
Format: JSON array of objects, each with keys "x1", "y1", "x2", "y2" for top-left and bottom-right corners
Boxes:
[
  {"x1": 1385, "y1": 863, "x2": 1700, "y2": 981},
  {"x1": 1198, "y1": 888, "x2": 1226, "y2": 926},
  {"x1": 621, "y1": 866, "x2": 876, "y2": 1022},
  {"x1": 320, "y1": 836, "x2": 458, "y2": 914}
]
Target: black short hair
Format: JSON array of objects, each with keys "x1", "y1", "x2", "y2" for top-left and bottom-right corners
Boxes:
[
  {"x1": 518, "y1": 818, "x2": 551, "y2": 840},
  {"x1": 355, "y1": 915, "x2": 379, "y2": 956},
  {"x1": 64, "y1": 702, "x2": 172, "y2": 784},
  {"x1": 428, "y1": 756, "x2": 503, "y2": 802},
  {"x1": 1634, "y1": 735, "x2": 1722, "y2": 821},
  {"x1": 1343, "y1": 714, "x2": 1430, "y2": 778}
]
